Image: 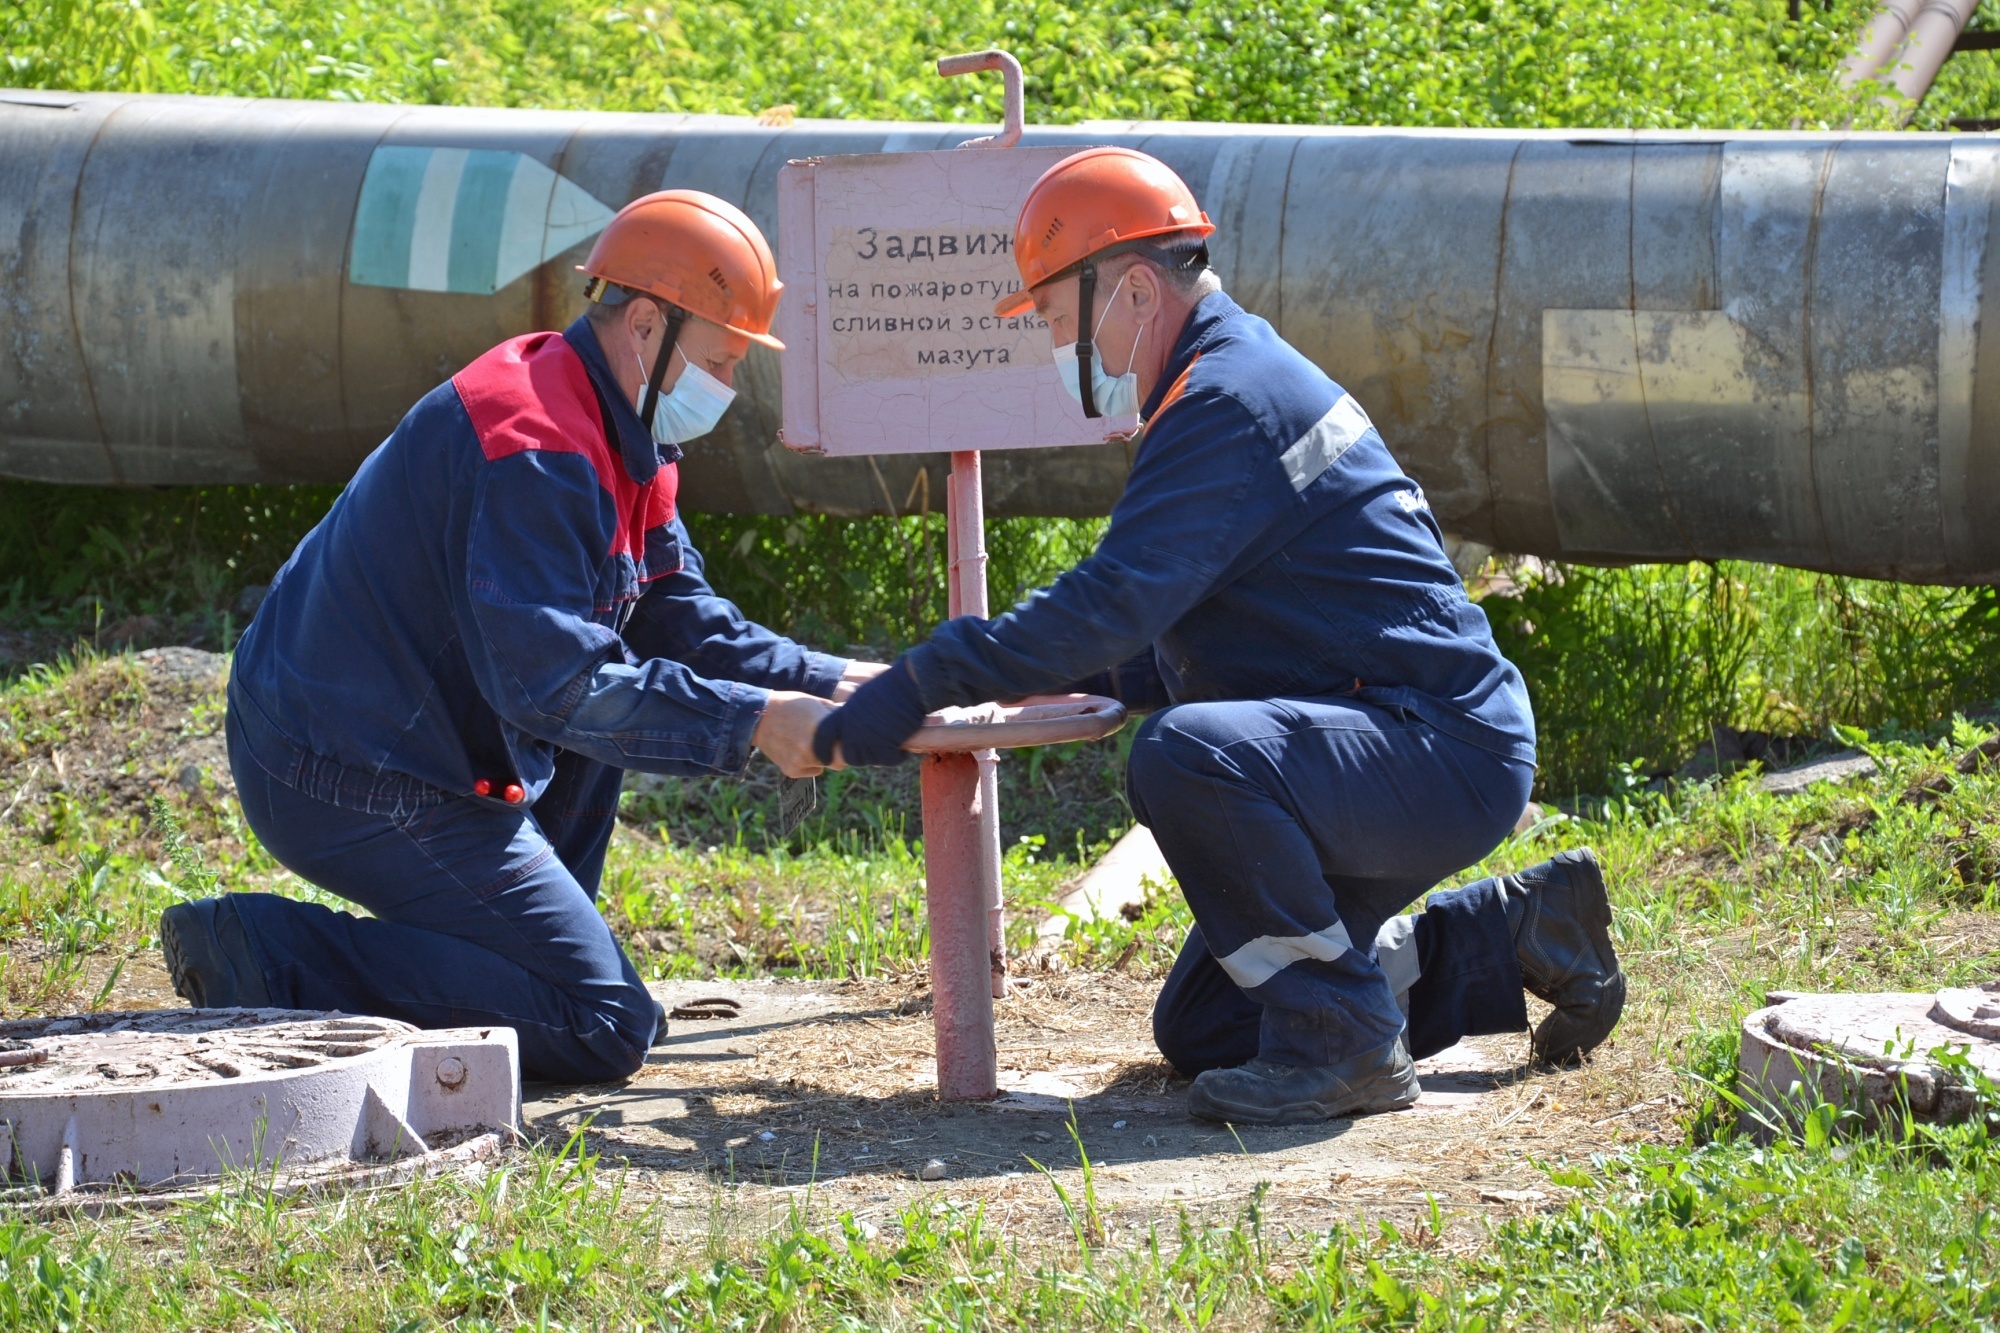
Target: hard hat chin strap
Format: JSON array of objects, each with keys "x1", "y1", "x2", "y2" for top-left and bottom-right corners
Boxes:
[
  {"x1": 638, "y1": 301, "x2": 688, "y2": 430},
  {"x1": 1075, "y1": 260, "x2": 1100, "y2": 419}
]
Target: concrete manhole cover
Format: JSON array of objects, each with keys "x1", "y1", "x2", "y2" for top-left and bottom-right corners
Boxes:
[
  {"x1": 1739, "y1": 983, "x2": 2000, "y2": 1136},
  {"x1": 0, "y1": 1009, "x2": 408, "y2": 1088},
  {"x1": 0, "y1": 1009, "x2": 521, "y2": 1202}
]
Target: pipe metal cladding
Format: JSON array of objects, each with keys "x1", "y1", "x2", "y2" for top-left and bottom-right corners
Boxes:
[{"x1": 5, "y1": 89, "x2": 1999, "y2": 583}]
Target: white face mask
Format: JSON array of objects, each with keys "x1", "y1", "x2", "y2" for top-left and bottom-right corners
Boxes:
[
  {"x1": 1051, "y1": 272, "x2": 1148, "y2": 420},
  {"x1": 636, "y1": 348, "x2": 736, "y2": 445}
]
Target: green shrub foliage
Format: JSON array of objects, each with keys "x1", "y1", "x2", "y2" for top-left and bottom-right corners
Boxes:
[{"x1": 3, "y1": 0, "x2": 1900, "y2": 129}]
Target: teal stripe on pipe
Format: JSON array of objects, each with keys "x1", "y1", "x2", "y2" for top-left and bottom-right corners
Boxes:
[
  {"x1": 447, "y1": 150, "x2": 521, "y2": 295},
  {"x1": 348, "y1": 146, "x2": 430, "y2": 288}
]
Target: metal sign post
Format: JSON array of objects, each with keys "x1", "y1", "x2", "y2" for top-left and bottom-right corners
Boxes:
[
  {"x1": 777, "y1": 52, "x2": 1130, "y2": 1100},
  {"x1": 927, "y1": 52, "x2": 1017, "y2": 1100}
]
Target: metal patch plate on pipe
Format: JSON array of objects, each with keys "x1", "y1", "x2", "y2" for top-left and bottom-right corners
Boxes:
[{"x1": 1546, "y1": 309, "x2": 1800, "y2": 559}]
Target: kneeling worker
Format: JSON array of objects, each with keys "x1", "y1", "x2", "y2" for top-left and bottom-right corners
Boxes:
[
  {"x1": 820, "y1": 149, "x2": 1625, "y2": 1123},
  {"x1": 162, "y1": 192, "x2": 866, "y2": 1083}
]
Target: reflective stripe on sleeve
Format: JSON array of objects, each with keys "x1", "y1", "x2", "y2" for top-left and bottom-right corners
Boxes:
[{"x1": 1279, "y1": 392, "x2": 1373, "y2": 492}]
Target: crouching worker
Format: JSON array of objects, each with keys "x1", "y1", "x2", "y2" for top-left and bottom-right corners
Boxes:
[
  {"x1": 161, "y1": 192, "x2": 870, "y2": 1083},
  {"x1": 819, "y1": 149, "x2": 1625, "y2": 1124}
]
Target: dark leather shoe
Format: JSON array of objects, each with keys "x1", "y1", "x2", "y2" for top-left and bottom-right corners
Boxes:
[
  {"x1": 652, "y1": 1000, "x2": 671, "y2": 1047},
  {"x1": 1508, "y1": 848, "x2": 1625, "y2": 1065},
  {"x1": 160, "y1": 897, "x2": 272, "y2": 1009},
  {"x1": 1187, "y1": 1037, "x2": 1420, "y2": 1125}
]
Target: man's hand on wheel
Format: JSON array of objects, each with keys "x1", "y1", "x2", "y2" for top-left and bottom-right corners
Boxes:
[
  {"x1": 813, "y1": 657, "x2": 929, "y2": 767},
  {"x1": 831, "y1": 660, "x2": 892, "y2": 702},
  {"x1": 753, "y1": 692, "x2": 843, "y2": 778}
]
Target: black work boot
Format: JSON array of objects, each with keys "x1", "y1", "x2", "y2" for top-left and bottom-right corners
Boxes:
[
  {"x1": 1503, "y1": 848, "x2": 1625, "y2": 1065},
  {"x1": 159, "y1": 897, "x2": 272, "y2": 1009},
  {"x1": 1187, "y1": 1036, "x2": 1420, "y2": 1125},
  {"x1": 652, "y1": 1000, "x2": 671, "y2": 1047}
]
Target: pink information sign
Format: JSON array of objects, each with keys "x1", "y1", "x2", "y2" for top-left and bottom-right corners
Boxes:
[{"x1": 776, "y1": 146, "x2": 1139, "y2": 456}]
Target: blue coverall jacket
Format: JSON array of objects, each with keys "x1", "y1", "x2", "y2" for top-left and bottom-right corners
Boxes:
[
  {"x1": 908, "y1": 291, "x2": 1533, "y2": 762},
  {"x1": 231, "y1": 316, "x2": 845, "y2": 809},
  {"x1": 880, "y1": 290, "x2": 1539, "y2": 1070}
]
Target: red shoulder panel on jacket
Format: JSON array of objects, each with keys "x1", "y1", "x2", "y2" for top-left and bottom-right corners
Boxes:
[
  {"x1": 452, "y1": 333, "x2": 678, "y2": 569},
  {"x1": 454, "y1": 333, "x2": 613, "y2": 475}
]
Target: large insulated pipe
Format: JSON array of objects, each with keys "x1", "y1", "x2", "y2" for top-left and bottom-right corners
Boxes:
[{"x1": 4, "y1": 90, "x2": 2000, "y2": 584}]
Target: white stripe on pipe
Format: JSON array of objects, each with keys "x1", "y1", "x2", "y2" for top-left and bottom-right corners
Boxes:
[
  {"x1": 406, "y1": 148, "x2": 469, "y2": 293},
  {"x1": 1279, "y1": 393, "x2": 1372, "y2": 492},
  {"x1": 1215, "y1": 917, "x2": 1356, "y2": 990},
  {"x1": 1940, "y1": 140, "x2": 2000, "y2": 568},
  {"x1": 494, "y1": 155, "x2": 551, "y2": 297}
]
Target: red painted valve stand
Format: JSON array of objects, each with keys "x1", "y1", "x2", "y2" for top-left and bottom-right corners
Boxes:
[{"x1": 920, "y1": 450, "x2": 1128, "y2": 1100}]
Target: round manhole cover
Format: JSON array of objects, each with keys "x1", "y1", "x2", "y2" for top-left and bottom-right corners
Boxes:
[
  {"x1": 1739, "y1": 985, "x2": 2000, "y2": 1138},
  {"x1": 0, "y1": 1009, "x2": 519, "y2": 1198},
  {"x1": 0, "y1": 1010, "x2": 412, "y2": 1094}
]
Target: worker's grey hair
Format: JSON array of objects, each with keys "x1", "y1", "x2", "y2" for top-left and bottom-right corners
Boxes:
[
  {"x1": 1110, "y1": 233, "x2": 1221, "y2": 300},
  {"x1": 583, "y1": 279, "x2": 637, "y2": 331}
]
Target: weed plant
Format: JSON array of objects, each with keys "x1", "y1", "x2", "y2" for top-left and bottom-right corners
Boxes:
[
  {"x1": 3, "y1": 0, "x2": 1903, "y2": 127},
  {"x1": 0, "y1": 482, "x2": 343, "y2": 651},
  {"x1": 1488, "y1": 561, "x2": 2000, "y2": 794}
]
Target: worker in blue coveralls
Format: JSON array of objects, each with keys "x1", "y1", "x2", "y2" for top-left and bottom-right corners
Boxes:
[
  {"x1": 818, "y1": 148, "x2": 1627, "y2": 1125},
  {"x1": 160, "y1": 192, "x2": 880, "y2": 1084}
]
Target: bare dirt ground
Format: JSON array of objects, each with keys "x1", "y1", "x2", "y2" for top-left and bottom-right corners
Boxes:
[
  {"x1": 87, "y1": 955, "x2": 1673, "y2": 1243},
  {"x1": 526, "y1": 975, "x2": 1674, "y2": 1244},
  {"x1": 0, "y1": 647, "x2": 235, "y2": 831}
]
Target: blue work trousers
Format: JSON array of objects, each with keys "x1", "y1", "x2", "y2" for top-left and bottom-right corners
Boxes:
[
  {"x1": 1128, "y1": 697, "x2": 1533, "y2": 1071},
  {"x1": 225, "y1": 709, "x2": 654, "y2": 1084}
]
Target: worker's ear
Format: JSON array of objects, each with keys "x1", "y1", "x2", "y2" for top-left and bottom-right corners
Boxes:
[
  {"x1": 624, "y1": 297, "x2": 661, "y2": 350},
  {"x1": 1126, "y1": 259, "x2": 1164, "y2": 320}
]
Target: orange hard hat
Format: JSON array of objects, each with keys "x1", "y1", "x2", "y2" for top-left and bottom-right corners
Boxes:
[
  {"x1": 994, "y1": 147, "x2": 1214, "y2": 318},
  {"x1": 578, "y1": 190, "x2": 784, "y2": 350}
]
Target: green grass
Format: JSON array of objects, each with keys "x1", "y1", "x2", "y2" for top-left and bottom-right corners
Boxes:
[
  {"x1": 0, "y1": 1123, "x2": 1991, "y2": 1328},
  {"x1": 1488, "y1": 560, "x2": 2000, "y2": 796},
  {"x1": 1, "y1": 643, "x2": 1999, "y2": 1327}
]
